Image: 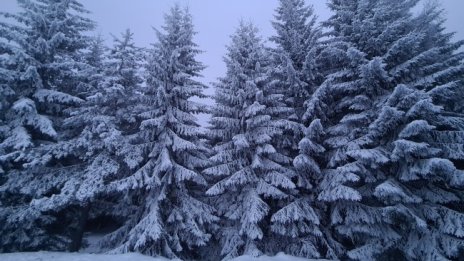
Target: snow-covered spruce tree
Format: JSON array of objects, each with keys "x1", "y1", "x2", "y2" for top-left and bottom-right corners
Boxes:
[
  {"x1": 344, "y1": 2, "x2": 464, "y2": 260},
  {"x1": 269, "y1": 1, "x2": 364, "y2": 259},
  {"x1": 270, "y1": 0, "x2": 321, "y2": 125},
  {"x1": 302, "y1": 0, "x2": 464, "y2": 259},
  {"x1": 0, "y1": 0, "x2": 95, "y2": 252},
  {"x1": 205, "y1": 22, "x2": 296, "y2": 260},
  {"x1": 296, "y1": 1, "x2": 370, "y2": 257},
  {"x1": 101, "y1": 6, "x2": 217, "y2": 259},
  {"x1": 268, "y1": 0, "x2": 322, "y2": 174},
  {"x1": 82, "y1": 35, "x2": 107, "y2": 91},
  {"x1": 68, "y1": 29, "x2": 145, "y2": 251},
  {"x1": 82, "y1": 29, "x2": 144, "y2": 135},
  {"x1": 26, "y1": 29, "x2": 146, "y2": 252}
]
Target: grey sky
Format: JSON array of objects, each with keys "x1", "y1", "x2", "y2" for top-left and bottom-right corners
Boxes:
[{"x1": 2, "y1": 0, "x2": 463, "y2": 126}]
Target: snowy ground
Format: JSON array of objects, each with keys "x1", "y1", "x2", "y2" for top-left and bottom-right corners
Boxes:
[{"x1": 0, "y1": 252, "x2": 325, "y2": 261}]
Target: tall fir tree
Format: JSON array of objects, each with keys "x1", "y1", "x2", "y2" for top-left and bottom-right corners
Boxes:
[
  {"x1": 267, "y1": 1, "x2": 341, "y2": 259},
  {"x1": 269, "y1": 0, "x2": 322, "y2": 162},
  {"x1": 0, "y1": 0, "x2": 95, "y2": 251},
  {"x1": 0, "y1": 0, "x2": 95, "y2": 169},
  {"x1": 270, "y1": 0, "x2": 321, "y2": 123},
  {"x1": 28, "y1": 29, "x2": 146, "y2": 252},
  {"x1": 101, "y1": 6, "x2": 217, "y2": 259},
  {"x1": 205, "y1": 22, "x2": 296, "y2": 260},
  {"x1": 83, "y1": 35, "x2": 106, "y2": 91},
  {"x1": 345, "y1": 1, "x2": 464, "y2": 259},
  {"x1": 301, "y1": 0, "x2": 464, "y2": 259},
  {"x1": 298, "y1": 1, "x2": 369, "y2": 258}
]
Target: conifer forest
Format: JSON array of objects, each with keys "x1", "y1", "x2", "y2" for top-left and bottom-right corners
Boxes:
[{"x1": 1, "y1": 0, "x2": 464, "y2": 260}]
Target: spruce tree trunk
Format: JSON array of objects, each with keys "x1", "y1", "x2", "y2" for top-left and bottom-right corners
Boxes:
[{"x1": 69, "y1": 203, "x2": 90, "y2": 252}]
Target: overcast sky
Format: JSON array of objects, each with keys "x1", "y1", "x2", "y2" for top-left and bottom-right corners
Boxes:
[{"x1": 2, "y1": 0, "x2": 463, "y2": 126}]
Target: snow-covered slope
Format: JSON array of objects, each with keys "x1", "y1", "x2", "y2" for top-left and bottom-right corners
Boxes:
[{"x1": 0, "y1": 252, "x2": 326, "y2": 261}]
